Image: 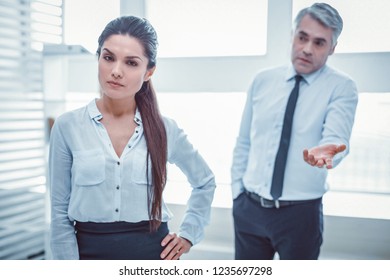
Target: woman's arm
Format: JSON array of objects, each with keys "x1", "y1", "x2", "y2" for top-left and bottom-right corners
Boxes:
[
  {"x1": 162, "y1": 118, "x2": 216, "y2": 258},
  {"x1": 49, "y1": 118, "x2": 79, "y2": 259}
]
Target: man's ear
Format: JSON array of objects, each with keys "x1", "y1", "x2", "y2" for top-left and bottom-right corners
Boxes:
[
  {"x1": 144, "y1": 66, "x2": 156, "y2": 81},
  {"x1": 329, "y1": 42, "x2": 337, "y2": 55}
]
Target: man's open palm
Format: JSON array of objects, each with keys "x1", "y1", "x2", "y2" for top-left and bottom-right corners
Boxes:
[{"x1": 303, "y1": 144, "x2": 346, "y2": 169}]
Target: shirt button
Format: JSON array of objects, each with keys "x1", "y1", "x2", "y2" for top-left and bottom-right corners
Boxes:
[
  {"x1": 116, "y1": 185, "x2": 120, "y2": 190},
  {"x1": 128, "y1": 145, "x2": 131, "y2": 148},
  {"x1": 117, "y1": 162, "x2": 120, "y2": 165},
  {"x1": 115, "y1": 209, "x2": 119, "y2": 212}
]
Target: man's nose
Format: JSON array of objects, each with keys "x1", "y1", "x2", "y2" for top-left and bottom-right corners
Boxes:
[{"x1": 302, "y1": 42, "x2": 313, "y2": 55}]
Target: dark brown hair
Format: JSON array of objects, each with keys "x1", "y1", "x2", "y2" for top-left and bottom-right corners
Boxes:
[{"x1": 97, "y1": 16, "x2": 167, "y2": 231}]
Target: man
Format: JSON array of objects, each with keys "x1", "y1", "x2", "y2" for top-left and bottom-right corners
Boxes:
[{"x1": 231, "y1": 3, "x2": 358, "y2": 260}]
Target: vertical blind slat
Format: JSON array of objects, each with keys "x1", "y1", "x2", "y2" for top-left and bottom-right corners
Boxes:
[{"x1": 0, "y1": 0, "x2": 63, "y2": 260}]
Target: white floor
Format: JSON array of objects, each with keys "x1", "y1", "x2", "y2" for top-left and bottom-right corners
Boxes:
[{"x1": 167, "y1": 203, "x2": 390, "y2": 260}]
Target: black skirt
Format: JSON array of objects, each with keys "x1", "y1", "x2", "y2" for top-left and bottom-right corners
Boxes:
[{"x1": 75, "y1": 221, "x2": 169, "y2": 260}]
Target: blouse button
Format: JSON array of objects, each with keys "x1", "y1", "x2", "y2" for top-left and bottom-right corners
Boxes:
[
  {"x1": 115, "y1": 209, "x2": 119, "y2": 212},
  {"x1": 117, "y1": 162, "x2": 120, "y2": 165},
  {"x1": 116, "y1": 185, "x2": 120, "y2": 190}
]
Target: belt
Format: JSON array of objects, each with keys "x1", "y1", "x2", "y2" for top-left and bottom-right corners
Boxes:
[{"x1": 244, "y1": 190, "x2": 320, "y2": 209}]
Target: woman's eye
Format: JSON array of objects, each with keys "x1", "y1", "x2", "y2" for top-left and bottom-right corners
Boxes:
[
  {"x1": 127, "y1": 61, "x2": 138, "y2": 66},
  {"x1": 103, "y1": 55, "x2": 113, "y2": 61}
]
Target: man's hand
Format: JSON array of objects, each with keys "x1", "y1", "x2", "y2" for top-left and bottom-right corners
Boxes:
[
  {"x1": 303, "y1": 144, "x2": 346, "y2": 169},
  {"x1": 160, "y1": 232, "x2": 192, "y2": 260}
]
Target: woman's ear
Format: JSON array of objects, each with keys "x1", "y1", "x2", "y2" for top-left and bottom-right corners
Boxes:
[{"x1": 144, "y1": 66, "x2": 156, "y2": 81}]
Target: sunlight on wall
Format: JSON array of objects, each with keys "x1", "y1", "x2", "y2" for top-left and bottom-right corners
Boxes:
[
  {"x1": 293, "y1": 0, "x2": 390, "y2": 53},
  {"x1": 146, "y1": 0, "x2": 268, "y2": 57},
  {"x1": 63, "y1": 0, "x2": 120, "y2": 54}
]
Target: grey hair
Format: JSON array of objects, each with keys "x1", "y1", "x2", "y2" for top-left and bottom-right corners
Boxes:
[{"x1": 294, "y1": 2, "x2": 343, "y2": 47}]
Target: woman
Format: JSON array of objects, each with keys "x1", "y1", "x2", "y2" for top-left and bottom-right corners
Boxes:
[{"x1": 49, "y1": 15, "x2": 216, "y2": 260}]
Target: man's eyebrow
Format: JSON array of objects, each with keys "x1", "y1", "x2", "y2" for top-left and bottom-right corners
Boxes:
[
  {"x1": 298, "y1": 31, "x2": 327, "y2": 43},
  {"x1": 314, "y1": 37, "x2": 327, "y2": 43},
  {"x1": 298, "y1": 30, "x2": 309, "y2": 37}
]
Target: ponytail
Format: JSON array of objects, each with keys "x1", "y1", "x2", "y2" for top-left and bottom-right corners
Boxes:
[{"x1": 135, "y1": 80, "x2": 167, "y2": 232}]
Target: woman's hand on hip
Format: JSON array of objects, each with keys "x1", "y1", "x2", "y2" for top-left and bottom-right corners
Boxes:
[{"x1": 160, "y1": 232, "x2": 192, "y2": 260}]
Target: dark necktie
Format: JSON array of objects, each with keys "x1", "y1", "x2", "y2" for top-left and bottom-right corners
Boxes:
[{"x1": 270, "y1": 75, "x2": 303, "y2": 202}]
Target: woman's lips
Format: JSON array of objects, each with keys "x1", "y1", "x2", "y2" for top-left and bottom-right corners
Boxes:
[{"x1": 107, "y1": 81, "x2": 124, "y2": 87}]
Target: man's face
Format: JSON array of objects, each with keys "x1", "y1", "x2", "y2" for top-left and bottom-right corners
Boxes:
[{"x1": 291, "y1": 14, "x2": 336, "y2": 75}]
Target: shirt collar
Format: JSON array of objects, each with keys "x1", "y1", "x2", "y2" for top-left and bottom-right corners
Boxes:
[
  {"x1": 286, "y1": 64, "x2": 328, "y2": 85},
  {"x1": 88, "y1": 99, "x2": 102, "y2": 122},
  {"x1": 134, "y1": 108, "x2": 142, "y2": 125},
  {"x1": 87, "y1": 98, "x2": 143, "y2": 125}
]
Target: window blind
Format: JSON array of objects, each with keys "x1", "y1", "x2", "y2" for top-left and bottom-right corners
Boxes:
[{"x1": 0, "y1": 0, "x2": 62, "y2": 259}]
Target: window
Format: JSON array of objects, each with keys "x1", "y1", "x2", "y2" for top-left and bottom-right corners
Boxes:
[
  {"x1": 159, "y1": 1, "x2": 390, "y2": 212},
  {"x1": 31, "y1": 0, "x2": 63, "y2": 50},
  {"x1": 146, "y1": 0, "x2": 268, "y2": 57},
  {"x1": 327, "y1": 93, "x2": 390, "y2": 194},
  {"x1": 159, "y1": 92, "x2": 245, "y2": 207},
  {"x1": 0, "y1": 0, "x2": 63, "y2": 259},
  {"x1": 293, "y1": 0, "x2": 390, "y2": 53},
  {"x1": 63, "y1": 0, "x2": 120, "y2": 54}
]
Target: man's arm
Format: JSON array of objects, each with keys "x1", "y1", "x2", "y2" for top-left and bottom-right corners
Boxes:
[
  {"x1": 303, "y1": 77, "x2": 358, "y2": 169},
  {"x1": 231, "y1": 81, "x2": 256, "y2": 199}
]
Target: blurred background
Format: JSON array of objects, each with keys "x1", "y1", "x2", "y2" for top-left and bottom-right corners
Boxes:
[{"x1": 0, "y1": 0, "x2": 389, "y2": 260}]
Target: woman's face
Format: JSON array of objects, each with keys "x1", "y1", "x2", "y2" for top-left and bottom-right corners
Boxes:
[{"x1": 98, "y1": 34, "x2": 155, "y2": 100}]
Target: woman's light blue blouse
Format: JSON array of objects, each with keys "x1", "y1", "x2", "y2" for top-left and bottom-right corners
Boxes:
[{"x1": 49, "y1": 99, "x2": 216, "y2": 259}]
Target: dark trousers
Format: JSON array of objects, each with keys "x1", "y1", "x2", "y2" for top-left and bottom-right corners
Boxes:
[
  {"x1": 233, "y1": 192, "x2": 323, "y2": 260},
  {"x1": 75, "y1": 221, "x2": 169, "y2": 260}
]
